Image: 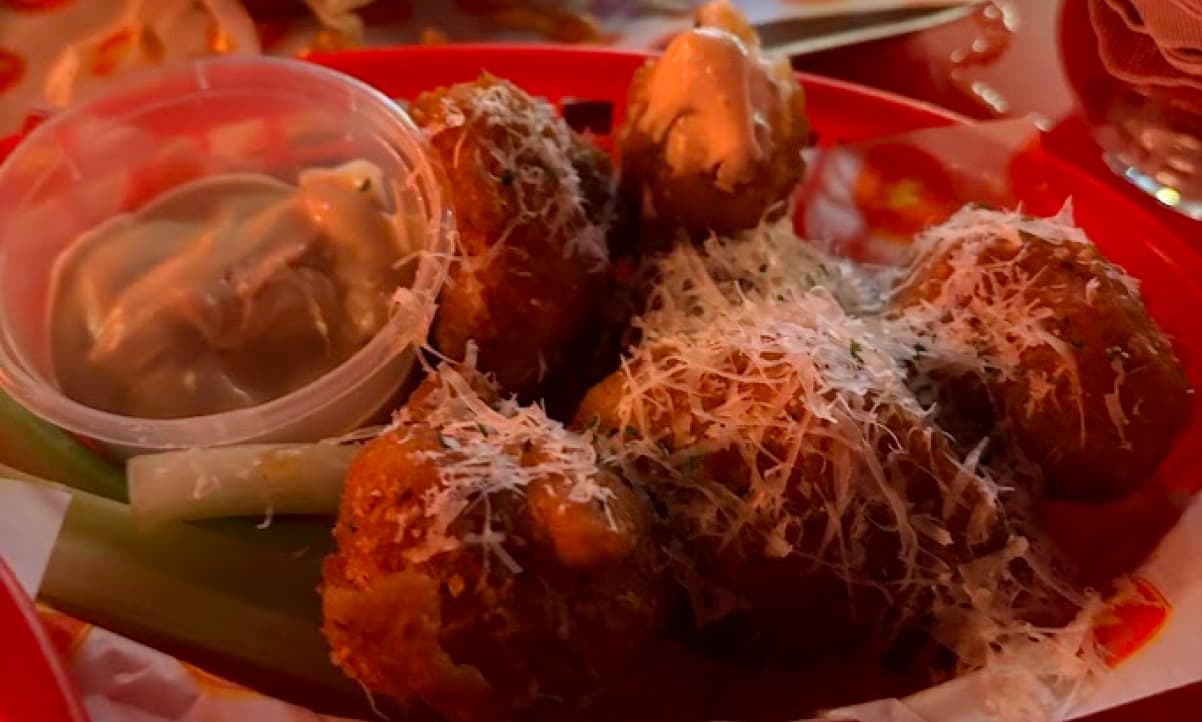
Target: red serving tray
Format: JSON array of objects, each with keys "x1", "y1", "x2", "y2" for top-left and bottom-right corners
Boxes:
[{"x1": 2, "y1": 44, "x2": 1200, "y2": 722}]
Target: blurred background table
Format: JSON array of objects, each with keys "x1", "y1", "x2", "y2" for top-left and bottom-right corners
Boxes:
[{"x1": 796, "y1": 0, "x2": 1201, "y2": 245}]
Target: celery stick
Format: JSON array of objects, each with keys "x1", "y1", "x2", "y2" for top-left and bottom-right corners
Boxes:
[
  {"x1": 0, "y1": 464, "x2": 371, "y2": 717},
  {"x1": 197, "y1": 516, "x2": 338, "y2": 558},
  {"x1": 0, "y1": 391, "x2": 126, "y2": 501},
  {"x1": 128, "y1": 444, "x2": 354, "y2": 523}
]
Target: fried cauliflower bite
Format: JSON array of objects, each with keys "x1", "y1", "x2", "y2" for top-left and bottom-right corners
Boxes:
[
  {"x1": 618, "y1": 0, "x2": 809, "y2": 240},
  {"x1": 886, "y1": 207, "x2": 1192, "y2": 503},
  {"x1": 573, "y1": 293, "x2": 1079, "y2": 668},
  {"x1": 321, "y1": 364, "x2": 667, "y2": 722},
  {"x1": 410, "y1": 74, "x2": 616, "y2": 398}
]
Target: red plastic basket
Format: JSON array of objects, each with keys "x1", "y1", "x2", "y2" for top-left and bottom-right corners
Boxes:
[{"x1": 1, "y1": 44, "x2": 1199, "y2": 722}]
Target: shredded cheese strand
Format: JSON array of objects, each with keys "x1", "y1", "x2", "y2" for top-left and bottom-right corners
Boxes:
[
  {"x1": 423, "y1": 79, "x2": 610, "y2": 269},
  {"x1": 390, "y1": 359, "x2": 616, "y2": 573}
]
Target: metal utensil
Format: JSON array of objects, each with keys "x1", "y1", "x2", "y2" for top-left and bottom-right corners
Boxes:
[{"x1": 754, "y1": 4, "x2": 977, "y2": 57}]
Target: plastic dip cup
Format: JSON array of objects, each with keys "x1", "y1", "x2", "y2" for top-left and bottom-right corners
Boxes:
[{"x1": 0, "y1": 56, "x2": 452, "y2": 455}]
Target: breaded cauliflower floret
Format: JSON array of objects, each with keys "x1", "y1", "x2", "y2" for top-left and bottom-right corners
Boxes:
[{"x1": 322, "y1": 364, "x2": 667, "y2": 722}]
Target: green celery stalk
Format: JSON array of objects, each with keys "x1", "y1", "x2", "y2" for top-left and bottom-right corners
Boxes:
[
  {"x1": 0, "y1": 391, "x2": 126, "y2": 501},
  {"x1": 128, "y1": 444, "x2": 354, "y2": 524},
  {"x1": 0, "y1": 463, "x2": 373, "y2": 718}
]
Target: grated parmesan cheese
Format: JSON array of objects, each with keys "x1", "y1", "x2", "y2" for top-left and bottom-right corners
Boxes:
[
  {"x1": 636, "y1": 218, "x2": 876, "y2": 338},
  {"x1": 598, "y1": 290, "x2": 1002, "y2": 581},
  {"x1": 1103, "y1": 351, "x2": 1132, "y2": 451},
  {"x1": 389, "y1": 358, "x2": 617, "y2": 573},
  {"x1": 879, "y1": 205, "x2": 1155, "y2": 454},
  {"x1": 587, "y1": 225, "x2": 1103, "y2": 720},
  {"x1": 419, "y1": 77, "x2": 610, "y2": 269}
]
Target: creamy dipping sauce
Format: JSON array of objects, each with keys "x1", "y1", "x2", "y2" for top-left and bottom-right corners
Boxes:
[
  {"x1": 48, "y1": 160, "x2": 407, "y2": 419},
  {"x1": 637, "y1": 12, "x2": 797, "y2": 191}
]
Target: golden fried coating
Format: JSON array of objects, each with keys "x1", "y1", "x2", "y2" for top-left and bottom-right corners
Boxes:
[
  {"x1": 411, "y1": 75, "x2": 616, "y2": 398},
  {"x1": 618, "y1": 0, "x2": 809, "y2": 240},
  {"x1": 573, "y1": 294, "x2": 1075, "y2": 667},
  {"x1": 322, "y1": 365, "x2": 667, "y2": 722},
  {"x1": 888, "y1": 208, "x2": 1192, "y2": 503}
]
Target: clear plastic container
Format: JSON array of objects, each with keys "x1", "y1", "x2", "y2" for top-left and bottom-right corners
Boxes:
[{"x1": 0, "y1": 56, "x2": 452, "y2": 455}]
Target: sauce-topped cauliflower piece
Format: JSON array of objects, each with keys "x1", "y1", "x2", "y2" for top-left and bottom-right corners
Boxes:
[{"x1": 619, "y1": 0, "x2": 809, "y2": 239}]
